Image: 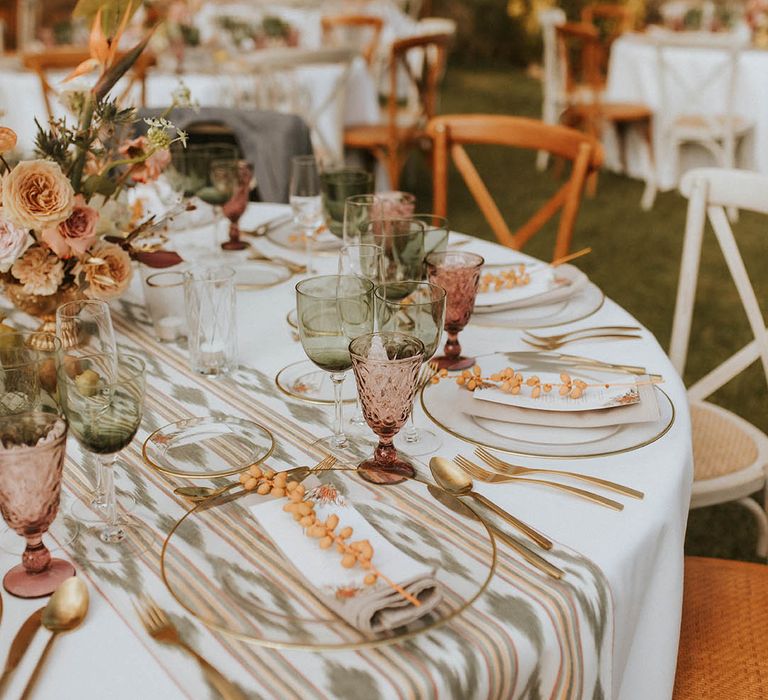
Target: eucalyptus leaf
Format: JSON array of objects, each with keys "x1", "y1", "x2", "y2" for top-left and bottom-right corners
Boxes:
[{"x1": 82, "y1": 173, "x2": 118, "y2": 197}]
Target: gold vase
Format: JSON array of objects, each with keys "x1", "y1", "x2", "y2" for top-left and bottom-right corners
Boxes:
[{"x1": 3, "y1": 281, "x2": 83, "y2": 333}]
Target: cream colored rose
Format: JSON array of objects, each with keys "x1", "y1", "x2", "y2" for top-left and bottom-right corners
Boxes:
[
  {"x1": 0, "y1": 127, "x2": 17, "y2": 153},
  {"x1": 0, "y1": 212, "x2": 33, "y2": 272},
  {"x1": 11, "y1": 246, "x2": 65, "y2": 296},
  {"x1": 77, "y1": 242, "x2": 133, "y2": 300},
  {"x1": 2, "y1": 159, "x2": 75, "y2": 230}
]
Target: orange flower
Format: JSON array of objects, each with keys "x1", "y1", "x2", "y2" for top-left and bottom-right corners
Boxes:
[{"x1": 0, "y1": 127, "x2": 17, "y2": 153}]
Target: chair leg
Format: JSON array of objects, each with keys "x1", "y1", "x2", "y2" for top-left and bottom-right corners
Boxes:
[
  {"x1": 737, "y1": 496, "x2": 768, "y2": 559},
  {"x1": 639, "y1": 118, "x2": 657, "y2": 211}
]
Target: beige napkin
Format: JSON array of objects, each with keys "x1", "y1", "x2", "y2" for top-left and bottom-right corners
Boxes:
[
  {"x1": 459, "y1": 376, "x2": 660, "y2": 428},
  {"x1": 249, "y1": 485, "x2": 442, "y2": 635},
  {"x1": 474, "y1": 264, "x2": 589, "y2": 313}
]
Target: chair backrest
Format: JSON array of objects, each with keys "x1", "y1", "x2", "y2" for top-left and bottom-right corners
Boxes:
[
  {"x1": 581, "y1": 4, "x2": 635, "y2": 81},
  {"x1": 321, "y1": 14, "x2": 383, "y2": 66},
  {"x1": 650, "y1": 31, "x2": 746, "y2": 148},
  {"x1": 427, "y1": 114, "x2": 603, "y2": 260},
  {"x1": 384, "y1": 33, "x2": 451, "y2": 140},
  {"x1": 242, "y1": 47, "x2": 356, "y2": 165},
  {"x1": 539, "y1": 8, "x2": 567, "y2": 125},
  {"x1": 555, "y1": 22, "x2": 604, "y2": 104},
  {"x1": 671, "y1": 168, "x2": 768, "y2": 401},
  {"x1": 22, "y1": 47, "x2": 154, "y2": 118}
]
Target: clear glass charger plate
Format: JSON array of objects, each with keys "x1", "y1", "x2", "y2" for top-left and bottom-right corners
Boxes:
[
  {"x1": 233, "y1": 260, "x2": 292, "y2": 291},
  {"x1": 470, "y1": 280, "x2": 605, "y2": 329},
  {"x1": 160, "y1": 468, "x2": 496, "y2": 650},
  {"x1": 275, "y1": 360, "x2": 358, "y2": 404},
  {"x1": 266, "y1": 220, "x2": 344, "y2": 254},
  {"x1": 142, "y1": 416, "x2": 275, "y2": 479},
  {"x1": 421, "y1": 370, "x2": 675, "y2": 459}
]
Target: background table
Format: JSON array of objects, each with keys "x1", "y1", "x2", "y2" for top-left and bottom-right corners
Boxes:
[
  {"x1": 605, "y1": 35, "x2": 768, "y2": 190},
  {"x1": 0, "y1": 206, "x2": 692, "y2": 699}
]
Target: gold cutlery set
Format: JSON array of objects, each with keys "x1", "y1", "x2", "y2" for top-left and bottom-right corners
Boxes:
[{"x1": 521, "y1": 325, "x2": 643, "y2": 349}]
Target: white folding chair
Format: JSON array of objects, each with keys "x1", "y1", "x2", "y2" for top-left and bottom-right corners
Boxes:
[
  {"x1": 537, "y1": 7, "x2": 567, "y2": 171},
  {"x1": 671, "y1": 167, "x2": 768, "y2": 557},
  {"x1": 241, "y1": 47, "x2": 356, "y2": 166},
  {"x1": 651, "y1": 31, "x2": 752, "y2": 188}
]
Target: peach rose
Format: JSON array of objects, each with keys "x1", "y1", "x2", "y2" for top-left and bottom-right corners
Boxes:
[
  {"x1": 11, "y1": 246, "x2": 65, "y2": 296},
  {"x1": 0, "y1": 212, "x2": 32, "y2": 272},
  {"x1": 0, "y1": 127, "x2": 16, "y2": 153},
  {"x1": 77, "y1": 241, "x2": 133, "y2": 300},
  {"x1": 2, "y1": 159, "x2": 75, "y2": 230},
  {"x1": 119, "y1": 137, "x2": 171, "y2": 184},
  {"x1": 41, "y1": 195, "x2": 99, "y2": 258}
]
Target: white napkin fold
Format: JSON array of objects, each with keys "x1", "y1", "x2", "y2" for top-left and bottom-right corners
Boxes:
[{"x1": 249, "y1": 483, "x2": 442, "y2": 635}]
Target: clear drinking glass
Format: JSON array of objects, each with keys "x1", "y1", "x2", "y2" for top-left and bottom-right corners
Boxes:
[
  {"x1": 141, "y1": 268, "x2": 188, "y2": 342},
  {"x1": 413, "y1": 214, "x2": 450, "y2": 262},
  {"x1": 56, "y1": 299, "x2": 127, "y2": 520},
  {"x1": 0, "y1": 331, "x2": 61, "y2": 416},
  {"x1": 338, "y1": 244, "x2": 384, "y2": 430},
  {"x1": 295, "y1": 275, "x2": 375, "y2": 452},
  {"x1": 375, "y1": 282, "x2": 446, "y2": 455},
  {"x1": 184, "y1": 266, "x2": 238, "y2": 377},
  {"x1": 426, "y1": 251, "x2": 485, "y2": 370},
  {"x1": 363, "y1": 218, "x2": 426, "y2": 300},
  {"x1": 0, "y1": 412, "x2": 75, "y2": 597},
  {"x1": 350, "y1": 332, "x2": 425, "y2": 485},
  {"x1": 58, "y1": 353, "x2": 151, "y2": 564},
  {"x1": 342, "y1": 194, "x2": 381, "y2": 246},
  {"x1": 320, "y1": 168, "x2": 374, "y2": 239},
  {"x1": 290, "y1": 155, "x2": 323, "y2": 273}
]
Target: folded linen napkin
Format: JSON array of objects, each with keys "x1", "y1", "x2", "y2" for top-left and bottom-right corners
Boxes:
[
  {"x1": 473, "y1": 264, "x2": 589, "y2": 313},
  {"x1": 249, "y1": 481, "x2": 442, "y2": 635},
  {"x1": 458, "y1": 375, "x2": 660, "y2": 428}
]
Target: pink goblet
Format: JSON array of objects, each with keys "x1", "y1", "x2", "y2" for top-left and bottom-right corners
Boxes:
[
  {"x1": 221, "y1": 160, "x2": 254, "y2": 251},
  {"x1": 350, "y1": 332, "x2": 425, "y2": 485},
  {"x1": 426, "y1": 251, "x2": 484, "y2": 370},
  {"x1": 0, "y1": 412, "x2": 75, "y2": 598}
]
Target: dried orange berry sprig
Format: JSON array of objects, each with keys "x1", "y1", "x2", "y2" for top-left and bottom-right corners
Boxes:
[
  {"x1": 240, "y1": 463, "x2": 421, "y2": 606},
  {"x1": 478, "y1": 264, "x2": 532, "y2": 293}
]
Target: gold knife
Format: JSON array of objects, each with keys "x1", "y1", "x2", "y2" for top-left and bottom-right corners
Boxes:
[{"x1": 0, "y1": 608, "x2": 44, "y2": 694}]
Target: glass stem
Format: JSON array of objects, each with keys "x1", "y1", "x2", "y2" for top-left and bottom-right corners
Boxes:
[
  {"x1": 445, "y1": 331, "x2": 461, "y2": 361},
  {"x1": 100, "y1": 453, "x2": 125, "y2": 544},
  {"x1": 92, "y1": 456, "x2": 107, "y2": 508},
  {"x1": 22, "y1": 534, "x2": 51, "y2": 574},
  {"x1": 305, "y1": 227, "x2": 315, "y2": 275},
  {"x1": 404, "y1": 410, "x2": 419, "y2": 443},
  {"x1": 330, "y1": 372, "x2": 348, "y2": 449}
]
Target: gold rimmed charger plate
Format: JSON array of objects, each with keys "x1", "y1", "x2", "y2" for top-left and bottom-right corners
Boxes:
[
  {"x1": 421, "y1": 380, "x2": 675, "y2": 459},
  {"x1": 266, "y1": 221, "x2": 343, "y2": 256},
  {"x1": 160, "y1": 467, "x2": 496, "y2": 650},
  {"x1": 142, "y1": 416, "x2": 275, "y2": 479},
  {"x1": 234, "y1": 260, "x2": 293, "y2": 291},
  {"x1": 275, "y1": 360, "x2": 357, "y2": 405}
]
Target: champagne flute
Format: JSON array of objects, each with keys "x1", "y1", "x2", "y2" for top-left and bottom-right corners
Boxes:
[
  {"x1": 339, "y1": 244, "x2": 384, "y2": 431},
  {"x1": 290, "y1": 156, "x2": 323, "y2": 273},
  {"x1": 375, "y1": 281, "x2": 446, "y2": 455},
  {"x1": 58, "y1": 353, "x2": 152, "y2": 563},
  {"x1": 295, "y1": 275, "x2": 375, "y2": 452},
  {"x1": 56, "y1": 300, "x2": 132, "y2": 521},
  {"x1": 204, "y1": 158, "x2": 238, "y2": 247}
]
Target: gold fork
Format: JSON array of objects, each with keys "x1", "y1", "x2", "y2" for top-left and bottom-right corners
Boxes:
[
  {"x1": 521, "y1": 333, "x2": 642, "y2": 350},
  {"x1": 524, "y1": 325, "x2": 641, "y2": 343},
  {"x1": 454, "y1": 456, "x2": 624, "y2": 511},
  {"x1": 135, "y1": 596, "x2": 246, "y2": 700},
  {"x1": 475, "y1": 447, "x2": 644, "y2": 499}
]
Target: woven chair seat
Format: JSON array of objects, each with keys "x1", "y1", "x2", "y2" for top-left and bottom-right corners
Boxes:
[
  {"x1": 674, "y1": 556, "x2": 768, "y2": 699},
  {"x1": 692, "y1": 401, "x2": 761, "y2": 481}
]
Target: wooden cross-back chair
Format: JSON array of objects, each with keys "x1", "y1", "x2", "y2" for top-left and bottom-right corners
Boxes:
[
  {"x1": 581, "y1": 2, "x2": 636, "y2": 81},
  {"x1": 556, "y1": 22, "x2": 656, "y2": 209},
  {"x1": 427, "y1": 114, "x2": 603, "y2": 260},
  {"x1": 344, "y1": 32, "x2": 451, "y2": 189},
  {"x1": 320, "y1": 14, "x2": 383, "y2": 67},
  {"x1": 22, "y1": 48, "x2": 154, "y2": 119},
  {"x1": 671, "y1": 167, "x2": 768, "y2": 557}
]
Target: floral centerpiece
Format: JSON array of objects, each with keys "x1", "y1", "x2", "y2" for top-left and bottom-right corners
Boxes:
[
  {"x1": 747, "y1": 0, "x2": 768, "y2": 46},
  {"x1": 0, "y1": 0, "x2": 188, "y2": 323}
]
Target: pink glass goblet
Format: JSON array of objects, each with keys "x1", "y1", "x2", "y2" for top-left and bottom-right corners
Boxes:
[
  {"x1": 350, "y1": 332, "x2": 425, "y2": 485},
  {"x1": 426, "y1": 251, "x2": 484, "y2": 371},
  {"x1": 221, "y1": 160, "x2": 254, "y2": 251},
  {"x1": 0, "y1": 412, "x2": 75, "y2": 598}
]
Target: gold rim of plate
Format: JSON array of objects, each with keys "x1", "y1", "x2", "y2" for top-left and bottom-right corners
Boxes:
[
  {"x1": 235, "y1": 260, "x2": 293, "y2": 291},
  {"x1": 159, "y1": 467, "x2": 497, "y2": 651},
  {"x1": 420, "y1": 384, "x2": 676, "y2": 460},
  {"x1": 142, "y1": 416, "x2": 275, "y2": 479},
  {"x1": 275, "y1": 360, "x2": 357, "y2": 405}
]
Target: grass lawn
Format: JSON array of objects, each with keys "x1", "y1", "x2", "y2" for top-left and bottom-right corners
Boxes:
[{"x1": 403, "y1": 65, "x2": 768, "y2": 562}]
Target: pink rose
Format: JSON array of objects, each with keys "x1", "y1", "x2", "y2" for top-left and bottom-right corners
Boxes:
[
  {"x1": 41, "y1": 195, "x2": 99, "y2": 258},
  {"x1": 0, "y1": 212, "x2": 32, "y2": 272},
  {"x1": 119, "y1": 137, "x2": 171, "y2": 184}
]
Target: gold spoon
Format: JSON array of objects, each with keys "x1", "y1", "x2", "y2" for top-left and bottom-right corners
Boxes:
[
  {"x1": 20, "y1": 577, "x2": 89, "y2": 700},
  {"x1": 429, "y1": 456, "x2": 553, "y2": 550},
  {"x1": 427, "y1": 486, "x2": 564, "y2": 579}
]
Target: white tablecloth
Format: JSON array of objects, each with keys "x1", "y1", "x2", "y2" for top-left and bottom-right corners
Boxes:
[
  {"x1": 605, "y1": 34, "x2": 768, "y2": 189},
  {"x1": 0, "y1": 204, "x2": 692, "y2": 699}
]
